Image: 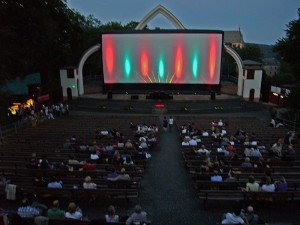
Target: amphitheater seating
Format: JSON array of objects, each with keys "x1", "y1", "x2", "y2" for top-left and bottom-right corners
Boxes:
[{"x1": 177, "y1": 116, "x2": 300, "y2": 210}]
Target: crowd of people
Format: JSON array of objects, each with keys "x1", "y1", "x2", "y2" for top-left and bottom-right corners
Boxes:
[{"x1": 5, "y1": 198, "x2": 149, "y2": 225}]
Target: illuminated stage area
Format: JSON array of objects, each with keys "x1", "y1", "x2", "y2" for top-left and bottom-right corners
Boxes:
[{"x1": 101, "y1": 30, "x2": 223, "y2": 94}]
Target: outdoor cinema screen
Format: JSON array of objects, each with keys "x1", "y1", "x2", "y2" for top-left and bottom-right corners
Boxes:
[{"x1": 101, "y1": 30, "x2": 223, "y2": 87}]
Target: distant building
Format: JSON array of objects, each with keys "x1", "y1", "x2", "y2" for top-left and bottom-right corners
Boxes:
[
  {"x1": 224, "y1": 29, "x2": 244, "y2": 49},
  {"x1": 262, "y1": 58, "x2": 280, "y2": 77}
]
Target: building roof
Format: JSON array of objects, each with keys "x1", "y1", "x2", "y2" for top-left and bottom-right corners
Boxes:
[{"x1": 224, "y1": 31, "x2": 243, "y2": 43}]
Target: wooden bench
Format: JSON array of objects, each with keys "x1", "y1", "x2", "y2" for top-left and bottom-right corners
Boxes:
[{"x1": 198, "y1": 190, "x2": 300, "y2": 208}]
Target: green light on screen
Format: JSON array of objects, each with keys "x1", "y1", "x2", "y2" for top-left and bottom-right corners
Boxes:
[
  {"x1": 71, "y1": 84, "x2": 76, "y2": 89},
  {"x1": 192, "y1": 54, "x2": 198, "y2": 77},
  {"x1": 158, "y1": 58, "x2": 164, "y2": 78},
  {"x1": 124, "y1": 57, "x2": 131, "y2": 77}
]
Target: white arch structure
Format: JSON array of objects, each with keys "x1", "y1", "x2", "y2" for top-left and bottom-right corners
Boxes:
[
  {"x1": 77, "y1": 44, "x2": 101, "y2": 95},
  {"x1": 76, "y1": 5, "x2": 243, "y2": 96},
  {"x1": 224, "y1": 45, "x2": 243, "y2": 95},
  {"x1": 135, "y1": 5, "x2": 185, "y2": 30}
]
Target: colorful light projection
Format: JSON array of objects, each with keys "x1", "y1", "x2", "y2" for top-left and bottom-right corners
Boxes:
[{"x1": 102, "y1": 32, "x2": 222, "y2": 84}]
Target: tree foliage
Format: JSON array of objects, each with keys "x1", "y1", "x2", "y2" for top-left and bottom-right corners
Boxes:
[
  {"x1": 274, "y1": 8, "x2": 300, "y2": 81},
  {"x1": 235, "y1": 43, "x2": 263, "y2": 62},
  {"x1": 0, "y1": 0, "x2": 144, "y2": 90}
]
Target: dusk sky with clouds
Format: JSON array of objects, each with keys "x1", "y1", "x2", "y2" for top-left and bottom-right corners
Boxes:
[{"x1": 67, "y1": 0, "x2": 299, "y2": 45}]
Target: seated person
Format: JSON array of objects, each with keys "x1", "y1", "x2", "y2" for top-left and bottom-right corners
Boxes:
[
  {"x1": 249, "y1": 147, "x2": 262, "y2": 157},
  {"x1": 117, "y1": 140, "x2": 125, "y2": 149},
  {"x1": 65, "y1": 202, "x2": 82, "y2": 220},
  {"x1": 117, "y1": 168, "x2": 131, "y2": 181},
  {"x1": 28, "y1": 153, "x2": 39, "y2": 168},
  {"x1": 202, "y1": 130, "x2": 209, "y2": 137},
  {"x1": 224, "y1": 170, "x2": 237, "y2": 182},
  {"x1": 221, "y1": 206, "x2": 248, "y2": 225},
  {"x1": 188, "y1": 137, "x2": 198, "y2": 146},
  {"x1": 90, "y1": 151, "x2": 100, "y2": 161},
  {"x1": 47, "y1": 200, "x2": 65, "y2": 220},
  {"x1": 107, "y1": 168, "x2": 119, "y2": 181},
  {"x1": 241, "y1": 206, "x2": 259, "y2": 225},
  {"x1": 105, "y1": 205, "x2": 119, "y2": 223},
  {"x1": 68, "y1": 154, "x2": 80, "y2": 165},
  {"x1": 126, "y1": 205, "x2": 148, "y2": 225},
  {"x1": 261, "y1": 176, "x2": 275, "y2": 192},
  {"x1": 211, "y1": 170, "x2": 223, "y2": 182},
  {"x1": 18, "y1": 198, "x2": 39, "y2": 218},
  {"x1": 217, "y1": 146, "x2": 229, "y2": 156},
  {"x1": 83, "y1": 176, "x2": 97, "y2": 189},
  {"x1": 100, "y1": 129, "x2": 109, "y2": 137},
  {"x1": 241, "y1": 157, "x2": 252, "y2": 168},
  {"x1": 195, "y1": 145, "x2": 210, "y2": 155},
  {"x1": 47, "y1": 177, "x2": 63, "y2": 189},
  {"x1": 123, "y1": 155, "x2": 134, "y2": 165},
  {"x1": 275, "y1": 176, "x2": 288, "y2": 192},
  {"x1": 181, "y1": 138, "x2": 190, "y2": 146},
  {"x1": 82, "y1": 160, "x2": 96, "y2": 171},
  {"x1": 271, "y1": 142, "x2": 282, "y2": 157},
  {"x1": 105, "y1": 143, "x2": 114, "y2": 154},
  {"x1": 218, "y1": 119, "x2": 224, "y2": 127},
  {"x1": 125, "y1": 139, "x2": 134, "y2": 150},
  {"x1": 244, "y1": 176, "x2": 260, "y2": 192}
]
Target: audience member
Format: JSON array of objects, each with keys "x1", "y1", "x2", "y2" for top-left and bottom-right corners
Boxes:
[
  {"x1": 221, "y1": 206, "x2": 248, "y2": 225},
  {"x1": 117, "y1": 168, "x2": 131, "y2": 181},
  {"x1": 83, "y1": 176, "x2": 97, "y2": 189},
  {"x1": 271, "y1": 142, "x2": 282, "y2": 157},
  {"x1": 47, "y1": 177, "x2": 63, "y2": 189},
  {"x1": 241, "y1": 157, "x2": 252, "y2": 168},
  {"x1": 47, "y1": 200, "x2": 64, "y2": 220},
  {"x1": 65, "y1": 202, "x2": 82, "y2": 220},
  {"x1": 82, "y1": 160, "x2": 96, "y2": 172},
  {"x1": 105, "y1": 205, "x2": 119, "y2": 223},
  {"x1": 18, "y1": 198, "x2": 39, "y2": 218},
  {"x1": 261, "y1": 176, "x2": 275, "y2": 192},
  {"x1": 241, "y1": 206, "x2": 259, "y2": 225},
  {"x1": 244, "y1": 176, "x2": 260, "y2": 192},
  {"x1": 126, "y1": 204, "x2": 148, "y2": 225},
  {"x1": 275, "y1": 176, "x2": 288, "y2": 192},
  {"x1": 107, "y1": 168, "x2": 119, "y2": 181},
  {"x1": 211, "y1": 170, "x2": 223, "y2": 182}
]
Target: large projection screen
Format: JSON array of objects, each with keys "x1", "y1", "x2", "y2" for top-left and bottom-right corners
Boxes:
[{"x1": 101, "y1": 30, "x2": 223, "y2": 93}]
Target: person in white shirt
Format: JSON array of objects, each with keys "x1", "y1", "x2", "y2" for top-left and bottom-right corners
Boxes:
[
  {"x1": 83, "y1": 176, "x2": 97, "y2": 189},
  {"x1": 189, "y1": 138, "x2": 198, "y2": 146},
  {"x1": 65, "y1": 202, "x2": 82, "y2": 220},
  {"x1": 181, "y1": 138, "x2": 190, "y2": 146},
  {"x1": 202, "y1": 130, "x2": 209, "y2": 137},
  {"x1": 261, "y1": 176, "x2": 275, "y2": 192},
  {"x1": 196, "y1": 145, "x2": 210, "y2": 155},
  {"x1": 221, "y1": 207, "x2": 248, "y2": 225},
  {"x1": 168, "y1": 116, "x2": 174, "y2": 132}
]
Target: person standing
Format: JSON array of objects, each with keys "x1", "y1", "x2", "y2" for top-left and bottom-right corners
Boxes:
[
  {"x1": 168, "y1": 116, "x2": 174, "y2": 132},
  {"x1": 162, "y1": 116, "x2": 168, "y2": 132}
]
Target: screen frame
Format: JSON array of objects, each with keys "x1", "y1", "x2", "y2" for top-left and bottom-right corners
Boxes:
[{"x1": 100, "y1": 29, "x2": 224, "y2": 94}]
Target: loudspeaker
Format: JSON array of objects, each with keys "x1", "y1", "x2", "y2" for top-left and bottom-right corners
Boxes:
[
  {"x1": 210, "y1": 91, "x2": 216, "y2": 100},
  {"x1": 131, "y1": 95, "x2": 139, "y2": 100},
  {"x1": 107, "y1": 92, "x2": 112, "y2": 100}
]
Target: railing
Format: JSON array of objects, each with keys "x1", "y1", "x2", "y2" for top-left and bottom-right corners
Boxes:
[
  {"x1": 277, "y1": 117, "x2": 300, "y2": 132},
  {"x1": 0, "y1": 119, "x2": 31, "y2": 138}
]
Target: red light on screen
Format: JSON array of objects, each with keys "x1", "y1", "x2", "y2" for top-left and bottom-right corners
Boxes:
[
  {"x1": 209, "y1": 35, "x2": 217, "y2": 79},
  {"x1": 105, "y1": 43, "x2": 114, "y2": 75},
  {"x1": 140, "y1": 52, "x2": 149, "y2": 76},
  {"x1": 174, "y1": 45, "x2": 183, "y2": 78},
  {"x1": 154, "y1": 104, "x2": 165, "y2": 108}
]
